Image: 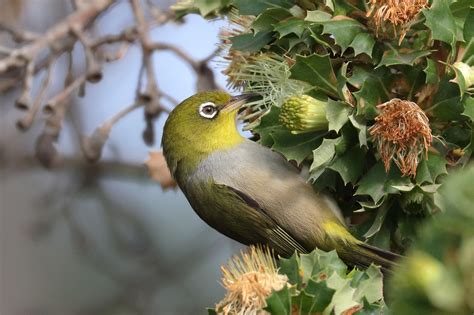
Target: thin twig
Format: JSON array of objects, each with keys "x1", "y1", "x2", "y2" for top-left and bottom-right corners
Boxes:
[{"x1": 0, "y1": 0, "x2": 116, "y2": 72}]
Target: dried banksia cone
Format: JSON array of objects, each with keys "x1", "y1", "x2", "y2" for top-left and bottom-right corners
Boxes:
[
  {"x1": 279, "y1": 95, "x2": 328, "y2": 134},
  {"x1": 367, "y1": 0, "x2": 428, "y2": 43},
  {"x1": 216, "y1": 245, "x2": 288, "y2": 315},
  {"x1": 369, "y1": 99, "x2": 432, "y2": 177}
]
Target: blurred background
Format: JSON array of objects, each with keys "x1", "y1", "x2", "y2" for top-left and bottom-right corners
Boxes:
[{"x1": 0, "y1": 0, "x2": 244, "y2": 314}]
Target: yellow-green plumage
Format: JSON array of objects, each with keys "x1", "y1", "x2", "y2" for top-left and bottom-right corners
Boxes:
[{"x1": 162, "y1": 91, "x2": 399, "y2": 269}]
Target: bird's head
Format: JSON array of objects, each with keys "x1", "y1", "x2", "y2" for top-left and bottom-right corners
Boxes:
[{"x1": 162, "y1": 91, "x2": 253, "y2": 179}]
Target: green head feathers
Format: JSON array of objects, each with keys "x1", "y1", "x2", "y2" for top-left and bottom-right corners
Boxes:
[{"x1": 162, "y1": 91, "x2": 248, "y2": 182}]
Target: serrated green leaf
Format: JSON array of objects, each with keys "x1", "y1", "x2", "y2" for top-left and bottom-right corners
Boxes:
[
  {"x1": 349, "y1": 115, "x2": 368, "y2": 147},
  {"x1": 279, "y1": 253, "x2": 302, "y2": 286},
  {"x1": 207, "y1": 308, "x2": 217, "y2": 315},
  {"x1": 326, "y1": 100, "x2": 353, "y2": 133},
  {"x1": 195, "y1": 0, "x2": 228, "y2": 16},
  {"x1": 462, "y1": 96, "x2": 474, "y2": 121},
  {"x1": 252, "y1": 8, "x2": 292, "y2": 32},
  {"x1": 326, "y1": 273, "x2": 360, "y2": 315},
  {"x1": 317, "y1": 250, "x2": 348, "y2": 276},
  {"x1": 299, "y1": 253, "x2": 322, "y2": 282},
  {"x1": 230, "y1": 31, "x2": 273, "y2": 52},
  {"x1": 254, "y1": 106, "x2": 325, "y2": 164},
  {"x1": 320, "y1": 16, "x2": 365, "y2": 53},
  {"x1": 310, "y1": 137, "x2": 340, "y2": 174},
  {"x1": 290, "y1": 54, "x2": 338, "y2": 98},
  {"x1": 415, "y1": 153, "x2": 448, "y2": 184},
  {"x1": 271, "y1": 129, "x2": 326, "y2": 165},
  {"x1": 423, "y1": 0, "x2": 457, "y2": 48},
  {"x1": 355, "y1": 161, "x2": 411, "y2": 204},
  {"x1": 420, "y1": 184, "x2": 442, "y2": 193},
  {"x1": 429, "y1": 79, "x2": 463, "y2": 120},
  {"x1": 400, "y1": 187, "x2": 427, "y2": 214},
  {"x1": 329, "y1": 145, "x2": 365, "y2": 185},
  {"x1": 377, "y1": 45, "x2": 431, "y2": 68},
  {"x1": 304, "y1": 10, "x2": 332, "y2": 22},
  {"x1": 292, "y1": 290, "x2": 319, "y2": 314},
  {"x1": 254, "y1": 107, "x2": 280, "y2": 146},
  {"x1": 351, "y1": 67, "x2": 392, "y2": 119},
  {"x1": 353, "y1": 265, "x2": 384, "y2": 304},
  {"x1": 299, "y1": 249, "x2": 348, "y2": 281},
  {"x1": 463, "y1": 9, "x2": 474, "y2": 50},
  {"x1": 356, "y1": 298, "x2": 386, "y2": 315},
  {"x1": 264, "y1": 285, "x2": 292, "y2": 315},
  {"x1": 424, "y1": 59, "x2": 439, "y2": 84},
  {"x1": 274, "y1": 18, "x2": 308, "y2": 38},
  {"x1": 302, "y1": 279, "x2": 336, "y2": 312},
  {"x1": 363, "y1": 203, "x2": 389, "y2": 238},
  {"x1": 450, "y1": 61, "x2": 474, "y2": 96},
  {"x1": 351, "y1": 32, "x2": 375, "y2": 57},
  {"x1": 232, "y1": 0, "x2": 293, "y2": 15},
  {"x1": 450, "y1": 0, "x2": 473, "y2": 41}
]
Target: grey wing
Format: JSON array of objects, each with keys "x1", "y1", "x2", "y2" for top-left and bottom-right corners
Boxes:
[
  {"x1": 222, "y1": 184, "x2": 308, "y2": 255},
  {"x1": 184, "y1": 179, "x2": 308, "y2": 256},
  {"x1": 195, "y1": 140, "x2": 345, "y2": 250}
]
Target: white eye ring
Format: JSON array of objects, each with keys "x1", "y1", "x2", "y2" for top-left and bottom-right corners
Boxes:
[{"x1": 198, "y1": 102, "x2": 218, "y2": 119}]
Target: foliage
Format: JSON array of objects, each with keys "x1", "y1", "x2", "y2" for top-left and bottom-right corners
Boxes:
[
  {"x1": 388, "y1": 164, "x2": 474, "y2": 315},
  {"x1": 209, "y1": 248, "x2": 386, "y2": 315},
  {"x1": 267, "y1": 250, "x2": 386, "y2": 315}
]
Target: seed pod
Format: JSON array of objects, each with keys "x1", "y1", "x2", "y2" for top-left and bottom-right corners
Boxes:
[
  {"x1": 81, "y1": 124, "x2": 112, "y2": 163},
  {"x1": 35, "y1": 133, "x2": 60, "y2": 168}
]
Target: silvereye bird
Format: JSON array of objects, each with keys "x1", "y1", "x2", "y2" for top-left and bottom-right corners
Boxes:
[{"x1": 162, "y1": 91, "x2": 398, "y2": 269}]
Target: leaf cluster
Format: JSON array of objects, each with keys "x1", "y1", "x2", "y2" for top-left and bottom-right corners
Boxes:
[
  {"x1": 208, "y1": 249, "x2": 387, "y2": 315},
  {"x1": 266, "y1": 250, "x2": 386, "y2": 315},
  {"x1": 388, "y1": 164, "x2": 474, "y2": 314}
]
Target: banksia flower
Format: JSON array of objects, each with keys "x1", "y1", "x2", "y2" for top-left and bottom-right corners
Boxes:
[
  {"x1": 216, "y1": 245, "x2": 288, "y2": 315},
  {"x1": 225, "y1": 54, "x2": 309, "y2": 120},
  {"x1": 219, "y1": 9, "x2": 254, "y2": 89},
  {"x1": 367, "y1": 0, "x2": 428, "y2": 43},
  {"x1": 369, "y1": 99, "x2": 432, "y2": 177},
  {"x1": 279, "y1": 95, "x2": 328, "y2": 134}
]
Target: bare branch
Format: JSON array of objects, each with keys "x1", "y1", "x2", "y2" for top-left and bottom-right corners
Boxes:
[
  {"x1": 0, "y1": 0, "x2": 116, "y2": 73},
  {"x1": 17, "y1": 61, "x2": 55, "y2": 131},
  {"x1": 15, "y1": 60, "x2": 35, "y2": 109},
  {"x1": 0, "y1": 22, "x2": 39, "y2": 42},
  {"x1": 44, "y1": 74, "x2": 87, "y2": 114}
]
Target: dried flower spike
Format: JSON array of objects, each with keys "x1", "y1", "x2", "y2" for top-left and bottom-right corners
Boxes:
[
  {"x1": 216, "y1": 245, "x2": 288, "y2": 315},
  {"x1": 367, "y1": 0, "x2": 428, "y2": 43},
  {"x1": 369, "y1": 98, "x2": 432, "y2": 177},
  {"x1": 279, "y1": 95, "x2": 328, "y2": 134}
]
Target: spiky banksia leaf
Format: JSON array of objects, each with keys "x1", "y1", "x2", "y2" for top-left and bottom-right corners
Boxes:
[
  {"x1": 279, "y1": 95, "x2": 328, "y2": 134},
  {"x1": 211, "y1": 248, "x2": 386, "y2": 315}
]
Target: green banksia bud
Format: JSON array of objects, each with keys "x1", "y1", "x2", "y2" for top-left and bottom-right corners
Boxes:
[{"x1": 279, "y1": 95, "x2": 328, "y2": 134}]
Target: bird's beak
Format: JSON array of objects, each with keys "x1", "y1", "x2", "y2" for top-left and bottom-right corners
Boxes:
[{"x1": 221, "y1": 93, "x2": 258, "y2": 113}]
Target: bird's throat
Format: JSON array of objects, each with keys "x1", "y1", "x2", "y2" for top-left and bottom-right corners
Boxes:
[{"x1": 163, "y1": 116, "x2": 244, "y2": 185}]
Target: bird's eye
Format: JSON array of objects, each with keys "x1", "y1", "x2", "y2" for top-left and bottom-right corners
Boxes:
[{"x1": 198, "y1": 102, "x2": 218, "y2": 119}]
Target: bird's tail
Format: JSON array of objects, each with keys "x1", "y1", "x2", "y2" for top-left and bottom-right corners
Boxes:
[{"x1": 338, "y1": 241, "x2": 402, "y2": 271}]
